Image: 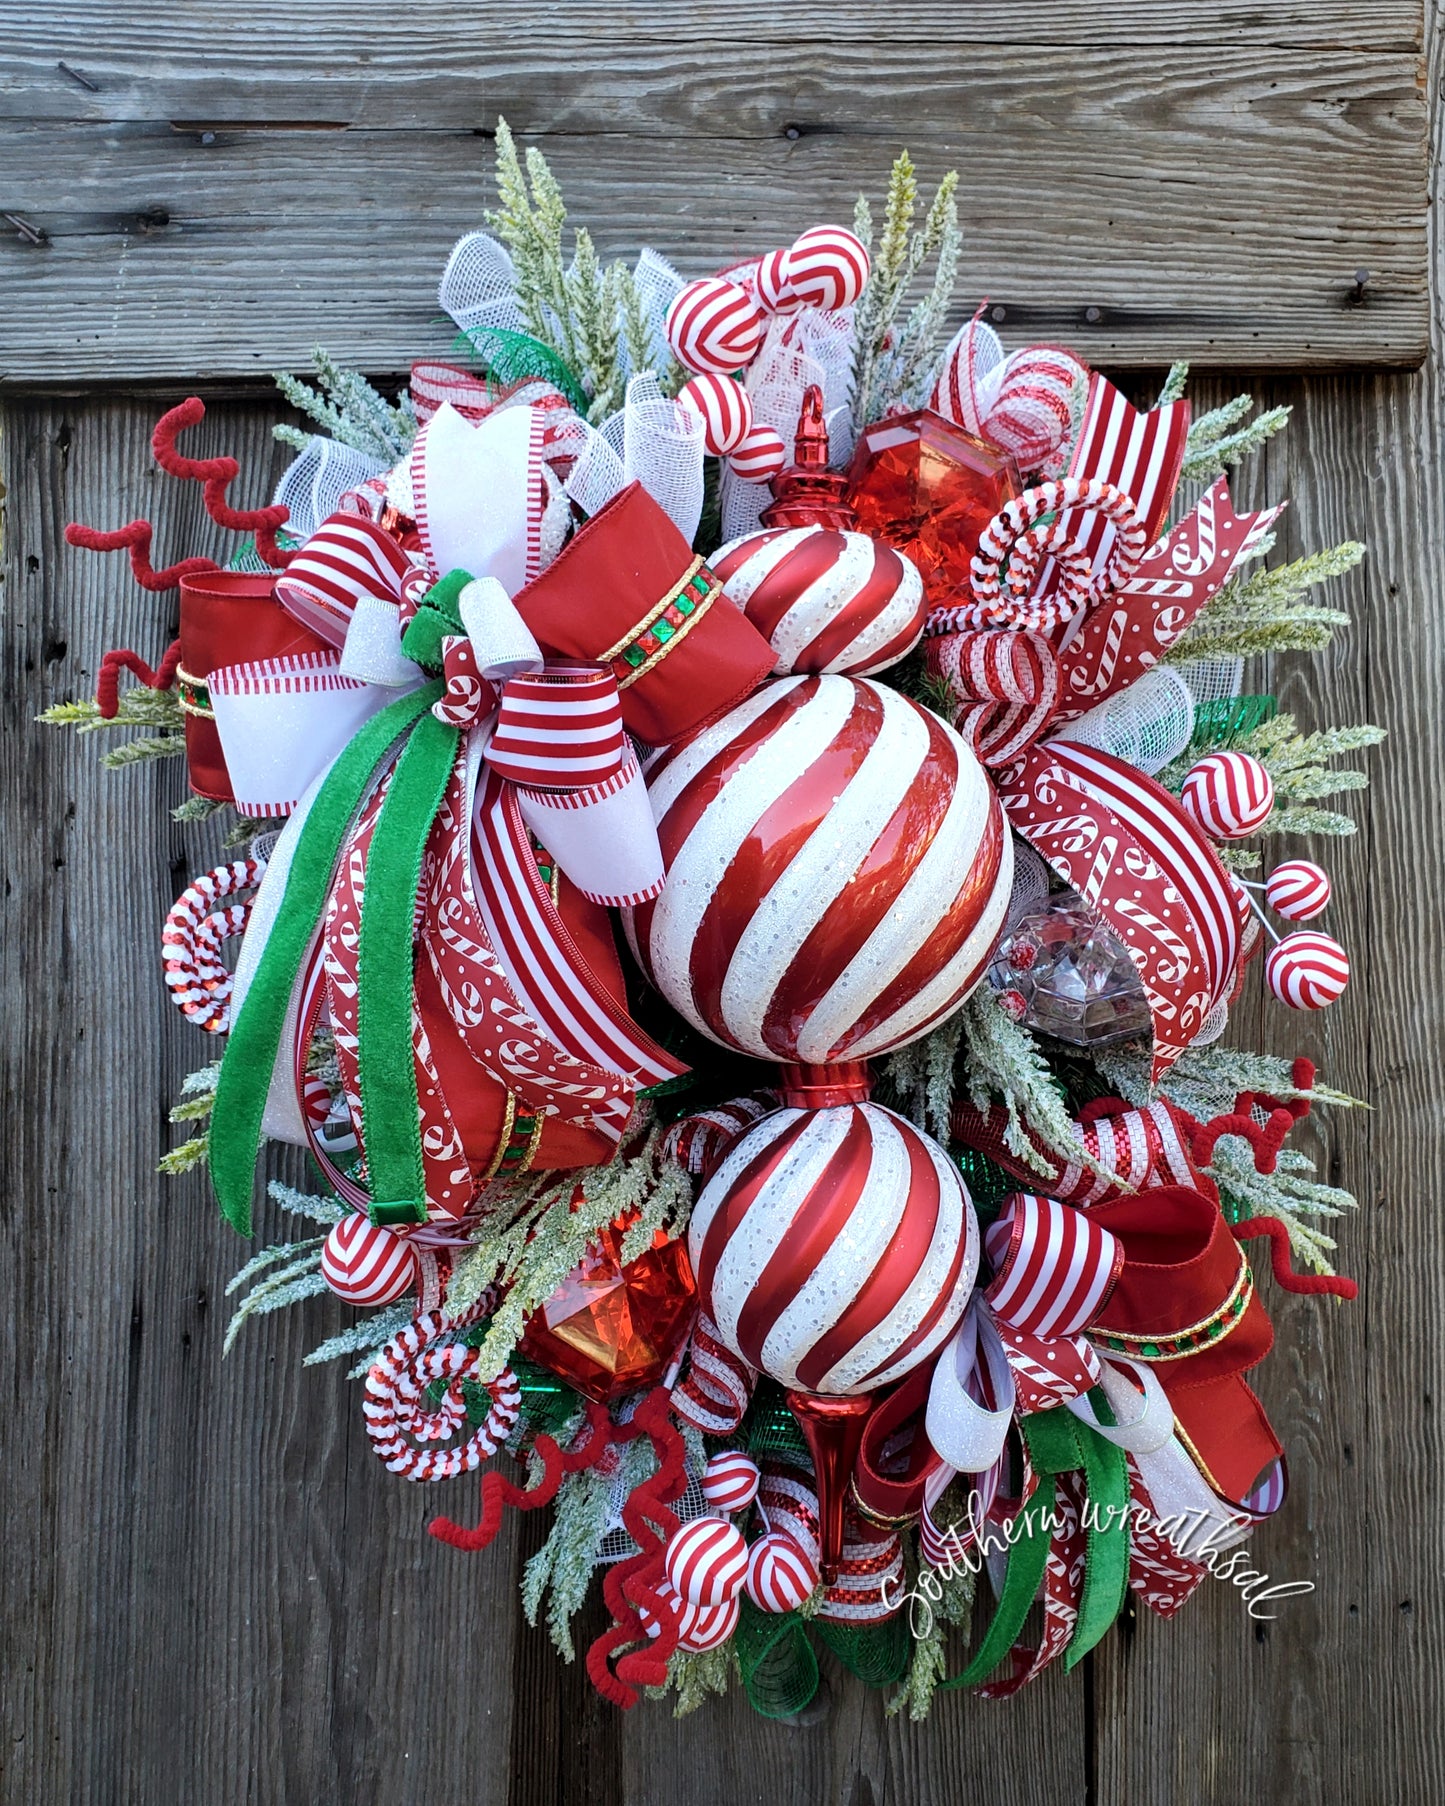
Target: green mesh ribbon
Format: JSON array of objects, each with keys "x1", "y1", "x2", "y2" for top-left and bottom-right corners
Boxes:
[
  {"x1": 745, "y1": 1381, "x2": 810, "y2": 1462},
  {"x1": 209, "y1": 571, "x2": 474, "y2": 1236},
  {"x1": 1189, "y1": 694, "x2": 1278, "y2": 752},
  {"x1": 951, "y1": 1145, "x2": 1017, "y2": 1222},
  {"x1": 815, "y1": 1613, "x2": 912, "y2": 1687},
  {"x1": 734, "y1": 1596, "x2": 820, "y2": 1719},
  {"x1": 452, "y1": 325, "x2": 590, "y2": 417}
]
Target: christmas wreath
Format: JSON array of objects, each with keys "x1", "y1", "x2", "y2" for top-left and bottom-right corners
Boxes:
[{"x1": 45, "y1": 127, "x2": 1381, "y2": 1719}]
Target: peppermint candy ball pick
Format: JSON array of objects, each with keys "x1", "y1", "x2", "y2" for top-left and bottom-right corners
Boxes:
[
  {"x1": 1266, "y1": 931, "x2": 1351, "y2": 1010},
  {"x1": 1265, "y1": 858, "x2": 1333, "y2": 922},
  {"x1": 664, "y1": 1516, "x2": 749, "y2": 1606},
  {"x1": 1180, "y1": 750, "x2": 1275, "y2": 839},
  {"x1": 726, "y1": 422, "x2": 789, "y2": 484},
  {"x1": 678, "y1": 373, "x2": 753, "y2": 456},
  {"x1": 321, "y1": 1214, "x2": 419, "y2": 1307},
  {"x1": 666, "y1": 276, "x2": 764, "y2": 375},
  {"x1": 639, "y1": 1588, "x2": 740, "y2": 1652},
  {"x1": 785, "y1": 225, "x2": 871, "y2": 311},
  {"x1": 756, "y1": 245, "x2": 804, "y2": 315},
  {"x1": 746, "y1": 1532, "x2": 819, "y2": 1613},
  {"x1": 702, "y1": 1450, "x2": 761, "y2": 1512}
]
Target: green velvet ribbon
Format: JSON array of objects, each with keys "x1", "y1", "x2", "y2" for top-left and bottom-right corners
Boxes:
[
  {"x1": 208, "y1": 571, "x2": 474, "y2": 1236},
  {"x1": 940, "y1": 1401, "x2": 1130, "y2": 1690}
]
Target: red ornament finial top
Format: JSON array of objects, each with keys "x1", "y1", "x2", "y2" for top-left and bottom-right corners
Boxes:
[{"x1": 759, "y1": 383, "x2": 857, "y2": 531}]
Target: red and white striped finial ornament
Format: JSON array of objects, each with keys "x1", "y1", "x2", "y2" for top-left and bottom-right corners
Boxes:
[
  {"x1": 745, "y1": 1532, "x2": 819, "y2": 1613},
  {"x1": 1266, "y1": 931, "x2": 1351, "y2": 1010},
  {"x1": 1265, "y1": 858, "x2": 1333, "y2": 922},
  {"x1": 677, "y1": 374, "x2": 753, "y2": 455},
  {"x1": 666, "y1": 277, "x2": 765, "y2": 375},
  {"x1": 701, "y1": 1450, "x2": 762, "y2": 1513},
  {"x1": 321, "y1": 1213, "x2": 419, "y2": 1306},
  {"x1": 1180, "y1": 750, "x2": 1275, "y2": 839},
  {"x1": 663, "y1": 1516, "x2": 750, "y2": 1607}
]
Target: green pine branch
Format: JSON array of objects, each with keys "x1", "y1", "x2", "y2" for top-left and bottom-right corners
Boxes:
[{"x1": 1164, "y1": 542, "x2": 1364, "y2": 664}]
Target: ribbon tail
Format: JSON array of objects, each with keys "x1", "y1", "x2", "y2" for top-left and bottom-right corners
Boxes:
[
  {"x1": 209, "y1": 684, "x2": 439, "y2": 1234},
  {"x1": 1066, "y1": 1407, "x2": 1132, "y2": 1669}
]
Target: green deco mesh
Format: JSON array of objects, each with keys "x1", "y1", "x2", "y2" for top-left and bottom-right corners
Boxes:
[{"x1": 1189, "y1": 694, "x2": 1279, "y2": 750}]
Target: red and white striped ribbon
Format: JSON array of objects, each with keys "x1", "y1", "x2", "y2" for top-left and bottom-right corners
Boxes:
[
  {"x1": 669, "y1": 1312, "x2": 757, "y2": 1435},
  {"x1": 275, "y1": 512, "x2": 419, "y2": 647},
  {"x1": 984, "y1": 1193, "x2": 1123, "y2": 1338},
  {"x1": 921, "y1": 627, "x2": 1061, "y2": 768},
  {"x1": 487, "y1": 666, "x2": 628, "y2": 790}
]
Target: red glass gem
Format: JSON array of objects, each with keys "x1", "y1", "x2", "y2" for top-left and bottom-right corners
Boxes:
[
  {"x1": 518, "y1": 1225, "x2": 698, "y2": 1403},
  {"x1": 844, "y1": 408, "x2": 1022, "y2": 605}
]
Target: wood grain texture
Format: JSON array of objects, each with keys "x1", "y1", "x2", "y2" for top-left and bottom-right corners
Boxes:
[
  {"x1": 3, "y1": 5, "x2": 1443, "y2": 1802},
  {"x1": 0, "y1": 6, "x2": 1429, "y2": 381}
]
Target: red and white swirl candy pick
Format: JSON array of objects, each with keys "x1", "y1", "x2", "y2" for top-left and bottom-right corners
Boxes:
[
  {"x1": 1266, "y1": 931, "x2": 1350, "y2": 1010},
  {"x1": 726, "y1": 422, "x2": 789, "y2": 483},
  {"x1": 784, "y1": 225, "x2": 870, "y2": 311},
  {"x1": 321, "y1": 1213, "x2": 419, "y2": 1306},
  {"x1": 161, "y1": 857, "x2": 266, "y2": 1033},
  {"x1": 701, "y1": 1450, "x2": 761, "y2": 1513},
  {"x1": 363, "y1": 1307, "x2": 520, "y2": 1481},
  {"x1": 677, "y1": 374, "x2": 753, "y2": 455},
  {"x1": 1265, "y1": 858, "x2": 1332, "y2": 921},
  {"x1": 1180, "y1": 751, "x2": 1275, "y2": 839},
  {"x1": 664, "y1": 1516, "x2": 750, "y2": 1606},
  {"x1": 666, "y1": 277, "x2": 764, "y2": 375},
  {"x1": 745, "y1": 1532, "x2": 819, "y2": 1613},
  {"x1": 967, "y1": 477, "x2": 1147, "y2": 634}
]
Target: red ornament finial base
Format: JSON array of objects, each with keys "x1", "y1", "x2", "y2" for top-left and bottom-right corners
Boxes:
[
  {"x1": 775, "y1": 1061, "x2": 873, "y2": 1108},
  {"x1": 785, "y1": 1390, "x2": 876, "y2": 1582}
]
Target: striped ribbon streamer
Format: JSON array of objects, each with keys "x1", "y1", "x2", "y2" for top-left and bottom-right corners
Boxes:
[
  {"x1": 275, "y1": 511, "x2": 418, "y2": 646},
  {"x1": 487, "y1": 667, "x2": 628, "y2": 790}
]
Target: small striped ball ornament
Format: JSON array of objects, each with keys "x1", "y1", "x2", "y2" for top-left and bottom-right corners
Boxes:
[
  {"x1": 726, "y1": 422, "x2": 789, "y2": 484},
  {"x1": 688, "y1": 1101, "x2": 980, "y2": 1394},
  {"x1": 664, "y1": 1516, "x2": 750, "y2": 1607},
  {"x1": 625, "y1": 674, "x2": 1012, "y2": 1061},
  {"x1": 321, "y1": 1213, "x2": 419, "y2": 1306},
  {"x1": 784, "y1": 225, "x2": 871, "y2": 312},
  {"x1": 701, "y1": 1450, "x2": 762, "y2": 1513},
  {"x1": 639, "y1": 1587, "x2": 740, "y2": 1651},
  {"x1": 1179, "y1": 750, "x2": 1275, "y2": 839},
  {"x1": 745, "y1": 1533, "x2": 819, "y2": 1613},
  {"x1": 711, "y1": 524, "x2": 927, "y2": 678},
  {"x1": 1266, "y1": 931, "x2": 1350, "y2": 1010},
  {"x1": 678, "y1": 373, "x2": 753, "y2": 455},
  {"x1": 1265, "y1": 858, "x2": 1332, "y2": 922},
  {"x1": 756, "y1": 246, "x2": 804, "y2": 315},
  {"x1": 666, "y1": 277, "x2": 765, "y2": 375}
]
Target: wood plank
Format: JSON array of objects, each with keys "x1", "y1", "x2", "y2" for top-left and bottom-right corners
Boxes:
[{"x1": 0, "y1": 28, "x2": 1427, "y2": 382}]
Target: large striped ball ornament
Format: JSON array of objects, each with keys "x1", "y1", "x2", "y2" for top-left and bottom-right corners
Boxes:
[
  {"x1": 746, "y1": 1533, "x2": 819, "y2": 1613},
  {"x1": 711, "y1": 524, "x2": 927, "y2": 678},
  {"x1": 1265, "y1": 859, "x2": 1333, "y2": 922},
  {"x1": 1266, "y1": 931, "x2": 1350, "y2": 1010},
  {"x1": 784, "y1": 226, "x2": 871, "y2": 312},
  {"x1": 666, "y1": 277, "x2": 765, "y2": 375},
  {"x1": 664, "y1": 1516, "x2": 750, "y2": 1606},
  {"x1": 688, "y1": 1102, "x2": 980, "y2": 1394},
  {"x1": 702, "y1": 1450, "x2": 761, "y2": 1512},
  {"x1": 1180, "y1": 751, "x2": 1275, "y2": 839},
  {"x1": 726, "y1": 422, "x2": 789, "y2": 484},
  {"x1": 626, "y1": 675, "x2": 1012, "y2": 1061},
  {"x1": 678, "y1": 373, "x2": 753, "y2": 455},
  {"x1": 321, "y1": 1213, "x2": 419, "y2": 1306}
]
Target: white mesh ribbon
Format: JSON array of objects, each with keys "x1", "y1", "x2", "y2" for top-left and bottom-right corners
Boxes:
[
  {"x1": 438, "y1": 231, "x2": 532, "y2": 338},
  {"x1": 272, "y1": 437, "x2": 388, "y2": 544},
  {"x1": 1061, "y1": 665, "x2": 1196, "y2": 775},
  {"x1": 628, "y1": 247, "x2": 685, "y2": 376},
  {"x1": 579, "y1": 372, "x2": 704, "y2": 541},
  {"x1": 1174, "y1": 655, "x2": 1246, "y2": 711}
]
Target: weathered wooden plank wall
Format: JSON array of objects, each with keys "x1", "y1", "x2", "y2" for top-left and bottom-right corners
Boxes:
[
  {"x1": 2, "y1": 5, "x2": 1442, "y2": 1804},
  {"x1": 0, "y1": 2, "x2": 1430, "y2": 379}
]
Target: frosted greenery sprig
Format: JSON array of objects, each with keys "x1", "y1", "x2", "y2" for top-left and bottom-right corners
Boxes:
[
  {"x1": 39, "y1": 685, "x2": 187, "y2": 768},
  {"x1": 851, "y1": 153, "x2": 961, "y2": 426},
  {"x1": 157, "y1": 1061, "x2": 222, "y2": 1175},
  {"x1": 957, "y1": 989, "x2": 1121, "y2": 1184},
  {"x1": 302, "y1": 1304, "x2": 416, "y2": 1374},
  {"x1": 1164, "y1": 542, "x2": 1363, "y2": 664},
  {"x1": 522, "y1": 1463, "x2": 615, "y2": 1659},
  {"x1": 1157, "y1": 361, "x2": 1191, "y2": 406},
  {"x1": 565, "y1": 229, "x2": 625, "y2": 422},
  {"x1": 616, "y1": 259, "x2": 658, "y2": 381},
  {"x1": 878, "y1": 1012, "x2": 967, "y2": 1142},
  {"x1": 1206, "y1": 1136, "x2": 1357, "y2": 1276},
  {"x1": 172, "y1": 794, "x2": 227, "y2": 825},
  {"x1": 888, "y1": 1557, "x2": 976, "y2": 1721},
  {"x1": 273, "y1": 348, "x2": 416, "y2": 462},
  {"x1": 1092, "y1": 1042, "x2": 1365, "y2": 1120},
  {"x1": 488, "y1": 117, "x2": 580, "y2": 369},
  {"x1": 1181, "y1": 392, "x2": 1292, "y2": 482}
]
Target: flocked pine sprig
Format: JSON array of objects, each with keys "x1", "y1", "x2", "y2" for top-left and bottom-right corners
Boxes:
[
  {"x1": 888, "y1": 1554, "x2": 976, "y2": 1721},
  {"x1": 1164, "y1": 542, "x2": 1364, "y2": 664},
  {"x1": 851, "y1": 153, "x2": 961, "y2": 427},
  {"x1": 39, "y1": 685, "x2": 187, "y2": 768},
  {"x1": 172, "y1": 794, "x2": 227, "y2": 825},
  {"x1": 522, "y1": 1462, "x2": 616, "y2": 1659},
  {"x1": 157, "y1": 1060, "x2": 222, "y2": 1175},
  {"x1": 1205, "y1": 1136, "x2": 1357, "y2": 1276},
  {"x1": 1180, "y1": 391, "x2": 1292, "y2": 482},
  {"x1": 615, "y1": 259, "x2": 658, "y2": 382},
  {"x1": 1156, "y1": 360, "x2": 1191, "y2": 406},
  {"x1": 1092, "y1": 1042, "x2": 1366, "y2": 1121},
  {"x1": 301, "y1": 1303, "x2": 417, "y2": 1374},
  {"x1": 447, "y1": 1113, "x2": 690, "y2": 1382},
  {"x1": 648, "y1": 1644, "x2": 738, "y2": 1717},
  {"x1": 878, "y1": 1012, "x2": 967, "y2": 1142},
  {"x1": 222, "y1": 1182, "x2": 349, "y2": 1354},
  {"x1": 565, "y1": 230, "x2": 626, "y2": 422},
  {"x1": 273, "y1": 348, "x2": 416, "y2": 462},
  {"x1": 957, "y1": 988, "x2": 1122, "y2": 1184},
  {"x1": 488, "y1": 117, "x2": 581, "y2": 370}
]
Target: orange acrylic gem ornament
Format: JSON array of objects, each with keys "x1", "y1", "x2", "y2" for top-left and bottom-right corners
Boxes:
[
  {"x1": 518, "y1": 1225, "x2": 699, "y2": 1403},
  {"x1": 845, "y1": 408, "x2": 1022, "y2": 606}
]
